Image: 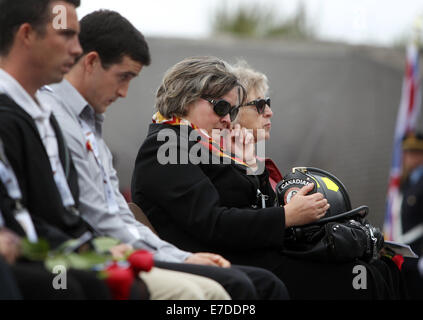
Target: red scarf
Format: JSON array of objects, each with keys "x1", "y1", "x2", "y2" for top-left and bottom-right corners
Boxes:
[{"x1": 153, "y1": 113, "x2": 249, "y2": 167}]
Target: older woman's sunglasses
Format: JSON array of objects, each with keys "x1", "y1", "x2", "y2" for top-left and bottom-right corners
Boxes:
[
  {"x1": 242, "y1": 98, "x2": 271, "y2": 114},
  {"x1": 201, "y1": 97, "x2": 240, "y2": 121}
]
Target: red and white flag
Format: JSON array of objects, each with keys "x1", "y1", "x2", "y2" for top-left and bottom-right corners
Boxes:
[{"x1": 384, "y1": 43, "x2": 422, "y2": 241}]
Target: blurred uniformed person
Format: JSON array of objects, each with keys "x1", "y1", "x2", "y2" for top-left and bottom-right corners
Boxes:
[{"x1": 400, "y1": 131, "x2": 423, "y2": 299}]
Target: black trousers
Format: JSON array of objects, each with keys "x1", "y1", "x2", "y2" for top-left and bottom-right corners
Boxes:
[
  {"x1": 10, "y1": 261, "x2": 149, "y2": 300},
  {"x1": 402, "y1": 258, "x2": 423, "y2": 299},
  {"x1": 155, "y1": 261, "x2": 289, "y2": 300},
  {"x1": 271, "y1": 257, "x2": 402, "y2": 300},
  {"x1": 225, "y1": 250, "x2": 407, "y2": 300},
  {"x1": 10, "y1": 261, "x2": 110, "y2": 300},
  {"x1": 0, "y1": 257, "x2": 21, "y2": 300}
]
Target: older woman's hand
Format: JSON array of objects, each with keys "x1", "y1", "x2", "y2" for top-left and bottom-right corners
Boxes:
[
  {"x1": 284, "y1": 183, "x2": 330, "y2": 227},
  {"x1": 229, "y1": 124, "x2": 257, "y2": 168},
  {"x1": 0, "y1": 228, "x2": 21, "y2": 264}
]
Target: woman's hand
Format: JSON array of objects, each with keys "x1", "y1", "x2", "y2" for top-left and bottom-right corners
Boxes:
[{"x1": 284, "y1": 183, "x2": 330, "y2": 227}]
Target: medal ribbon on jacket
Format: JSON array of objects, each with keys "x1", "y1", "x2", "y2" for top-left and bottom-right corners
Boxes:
[
  {"x1": 0, "y1": 140, "x2": 38, "y2": 242},
  {"x1": 79, "y1": 119, "x2": 119, "y2": 214},
  {"x1": 152, "y1": 112, "x2": 249, "y2": 167}
]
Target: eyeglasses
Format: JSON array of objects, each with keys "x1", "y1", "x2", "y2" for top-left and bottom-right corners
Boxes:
[
  {"x1": 242, "y1": 98, "x2": 271, "y2": 114},
  {"x1": 201, "y1": 96, "x2": 240, "y2": 121}
]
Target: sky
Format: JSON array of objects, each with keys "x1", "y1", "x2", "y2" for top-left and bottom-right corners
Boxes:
[{"x1": 76, "y1": 0, "x2": 423, "y2": 46}]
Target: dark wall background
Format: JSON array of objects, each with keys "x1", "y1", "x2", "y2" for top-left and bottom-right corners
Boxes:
[{"x1": 103, "y1": 37, "x2": 422, "y2": 228}]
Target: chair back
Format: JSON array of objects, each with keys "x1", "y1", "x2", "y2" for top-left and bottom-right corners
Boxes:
[{"x1": 128, "y1": 202, "x2": 158, "y2": 235}]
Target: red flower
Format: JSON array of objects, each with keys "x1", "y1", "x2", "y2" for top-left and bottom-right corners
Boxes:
[
  {"x1": 391, "y1": 255, "x2": 404, "y2": 270},
  {"x1": 103, "y1": 251, "x2": 154, "y2": 299},
  {"x1": 127, "y1": 250, "x2": 154, "y2": 275},
  {"x1": 105, "y1": 263, "x2": 134, "y2": 300}
]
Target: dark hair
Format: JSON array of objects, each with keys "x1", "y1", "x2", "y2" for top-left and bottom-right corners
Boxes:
[
  {"x1": 78, "y1": 10, "x2": 151, "y2": 68},
  {"x1": 0, "y1": 0, "x2": 80, "y2": 55}
]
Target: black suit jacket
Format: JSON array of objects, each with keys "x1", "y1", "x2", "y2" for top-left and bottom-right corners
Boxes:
[
  {"x1": 0, "y1": 94, "x2": 91, "y2": 247},
  {"x1": 0, "y1": 182, "x2": 26, "y2": 237}
]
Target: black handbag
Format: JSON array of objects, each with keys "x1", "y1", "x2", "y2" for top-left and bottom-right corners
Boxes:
[
  {"x1": 276, "y1": 167, "x2": 384, "y2": 263},
  {"x1": 282, "y1": 215, "x2": 384, "y2": 263}
]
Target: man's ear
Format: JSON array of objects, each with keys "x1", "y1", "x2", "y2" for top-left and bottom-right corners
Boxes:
[
  {"x1": 83, "y1": 51, "x2": 101, "y2": 73},
  {"x1": 15, "y1": 23, "x2": 38, "y2": 48}
]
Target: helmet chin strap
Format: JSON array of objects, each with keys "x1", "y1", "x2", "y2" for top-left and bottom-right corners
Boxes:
[{"x1": 305, "y1": 205, "x2": 369, "y2": 227}]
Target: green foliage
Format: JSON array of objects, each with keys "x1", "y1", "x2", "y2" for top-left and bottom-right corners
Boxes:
[
  {"x1": 44, "y1": 251, "x2": 112, "y2": 272},
  {"x1": 213, "y1": 4, "x2": 272, "y2": 37},
  {"x1": 21, "y1": 238, "x2": 50, "y2": 261},
  {"x1": 212, "y1": 2, "x2": 315, "y2": 40},
  {"x1": 21, "y1": 237, "x2": 122, "y2": 272},
  {"x1": 92, "y1": 237, "x2": 121, "y2": 254}
]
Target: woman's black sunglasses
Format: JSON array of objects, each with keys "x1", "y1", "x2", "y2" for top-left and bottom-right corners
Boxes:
[
  {"x1": 201, "y1": 96, "x2": 240, "y2": 121},
  {"x1": 242, "y1": 98, "x2": 271, "y2": 114}
]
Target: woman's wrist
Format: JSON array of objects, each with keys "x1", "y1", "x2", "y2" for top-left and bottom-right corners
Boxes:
[{"x1": 284, "y1": 204, "x2": 293, "y2": 228}]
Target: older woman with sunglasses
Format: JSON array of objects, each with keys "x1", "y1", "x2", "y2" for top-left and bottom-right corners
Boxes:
[
  {"x1": 229, "y1": 61, "x2": 406, "y2": 299},
  {"x1": 131, "y1": 56, "x2": 355, "y2": 298},
  {"x1": 231, "y1": 61, "x2": 276, "y2": 185}
]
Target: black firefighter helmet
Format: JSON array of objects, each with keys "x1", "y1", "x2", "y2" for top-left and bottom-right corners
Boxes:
[{"x1": 276, "y1": 167, "x2": 368, "y2": 225}]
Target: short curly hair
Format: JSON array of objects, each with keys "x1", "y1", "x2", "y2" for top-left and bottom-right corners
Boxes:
[
  {"x1": 231, "y1": 60, "x2": 269, "y2": 98},
  {"x1": 156, "y1": 56, "x2": 246, "y2": 119}
]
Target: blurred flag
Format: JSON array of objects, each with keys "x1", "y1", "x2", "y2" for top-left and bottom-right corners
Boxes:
[{"x1": 384, "y1": 43, "x2": 422, "y2": 241}]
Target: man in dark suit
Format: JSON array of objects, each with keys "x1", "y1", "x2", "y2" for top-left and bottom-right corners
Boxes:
[{"x1": 401, "y1": 131, "x2": 423, "y2": 254}]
